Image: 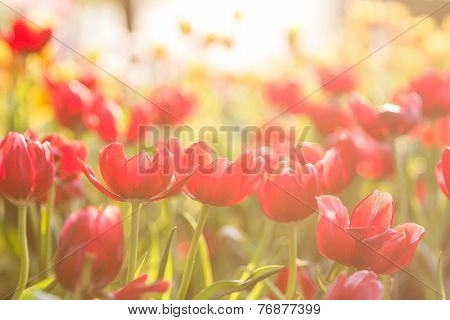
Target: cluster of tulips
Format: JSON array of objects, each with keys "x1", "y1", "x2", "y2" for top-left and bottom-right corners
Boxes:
[{"x1": 0, "y1": 3, "x2": 449, "y2": 301}]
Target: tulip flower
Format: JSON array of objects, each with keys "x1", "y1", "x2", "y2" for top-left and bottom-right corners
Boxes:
[
  {"x1": 408, "y1": 70, "x2": 450, "y2": 117},
  {"x1": 317, "y1": 66, "x2": 357, "y2": 94},
  {"x1": 257, "y1": 163, "x2": 321, "y2": 223},
  {"x1": 112, "y1": 275, "x2": 169, "y2": 300},
  {"x1": 0, "y1": 132, "x2": 55, "y2": 299},
  {"x1": 183, "y1": 142, "x2": 265, "y2": 206},
  {"x1": 435, "y1": 146, "x2": 450, "y2": 198},
  {"x1": 304, "y1": 103, "x2": 354, "y2": 135},
  {"x1": 316, "y1": 190, "x2": 425, "y2": 274},
  {"x1": 324, "y1": 271, "x2": 383, "y2": 300},
  {"x1": 82, "y1": 94, "x2": 120, "y2": 142},
  {"x1": 2, "y1": 18, "x2": 51, "y2": 53},
  {"x1": 314, "y1": 133, "x2": 358, "y2": 194},
  {"x1": 55, "y1": 206, "x2": 123, "y2": 296},
  {"x1": 349, "y1": 92, "x2": 422, "y2": 140},
  {"x1": 176, "y1": 141, "x2": 265, "y2": 299},
  {"x1": 46, "y1": 78, "x2": 93, "y2": 131},
  {"x1": 264, "y1": 81, "x2": 306, "y2": 113},
  {"x1": 257, "y1": 161, "x2": 320, "y2": 299},
  {"x1": 274, "y1": 267, "x2": 317, "y2": 300},
  {"x1": 79, "y1": 141, "x2": 192, "y2": 282},
  {"x1": 127, "y1": 85, "x2": 195, "y2": 138}
]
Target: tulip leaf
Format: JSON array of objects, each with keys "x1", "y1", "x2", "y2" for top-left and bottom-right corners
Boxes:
[
  {"x1": 134, "y1": 251, "x2": 149, "y2": 279},
  {"x1": 19, "y1": 277, "x2": 58, "y2": 300},
  {"x1": 437, "y1": 252, "x2": 447, "y2": 300},
  {"x1": 157, "y1": 226, "x2": 177, "y2": 280},
  {"x1": 180, "y1": 212, "x2": 213, "y2": 286},
  {"x1": 194, "y1": 265, "x2": 283, "y2": 300}
]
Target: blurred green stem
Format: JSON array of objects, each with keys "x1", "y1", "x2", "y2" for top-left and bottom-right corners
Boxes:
[
  {"x1": 40, "y1": 184, "x2": 55, "y2": 274},
  {"x1": 176, "y1": 205, "x2": 209, "y2": 300},
  {"x1": 127, "y1": 201, "x2": 141, "y2": 283},
  {"x1": 12, "y1": 205, "x2": 29, "y2": 300},
  {"x1": 285, "y1": 223, "x2": 297, "y2": 300},
  {"x1": 231, "y1": 221, "x2": 272, "y2": 299}
]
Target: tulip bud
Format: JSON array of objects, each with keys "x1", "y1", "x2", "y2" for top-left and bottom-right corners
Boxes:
[
  {"x1": 257, "y1": 163, "x2": 321, "y2": 222},
  {"x1": 325, "y1": 271, "x2": 382, "y2": 300},
  {"x1": 0, "y1": 132, "x2": 55, "y2": 206},
  {"x1": 54, "y1": 206, "x2": 124, "y2": 294}
]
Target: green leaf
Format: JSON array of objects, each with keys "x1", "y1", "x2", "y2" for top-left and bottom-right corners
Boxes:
[
  {"x1": 194, "y1": 265, "x2": 283, "y2": 300},
  {"x1": 180, "y1": 212, "x2": 213, "y2": 286},
  {"x1": 157, "y1": 227, "x2": 177, "y2": 280},
  {"x1": 19, "y1": 277, "x2": 58, "y2": 300},
  {"x1": 437, "y1": 252, "x2": 447, "y2": 300},
  {"x1": 134, "y1": 251, "x2": 149, "y2": 278}
]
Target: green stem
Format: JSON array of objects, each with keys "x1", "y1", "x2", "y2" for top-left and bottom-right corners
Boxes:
[
  {"x1": 12, "y1": 205, "x2": 29, "y2": 300},
  {"x1": 40, "y1": 184, "x2": 55, "y2": 274},
  {"x1": 176, "y1": 205, "x2": 209, "y2": 300},
  {"x1": 285, "y1": 223, "x2": 297, "y2": 300},
  {"x1": 231, "y1": 221, "x2": 272, "y2": 300},
  {"x1": 127, "y1": 201, "x2": 141, "y2": 283}
]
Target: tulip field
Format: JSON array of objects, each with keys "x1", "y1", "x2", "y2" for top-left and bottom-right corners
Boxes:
[{"x1": 0, "y1": 0, "x2": 449, "y2": 302}]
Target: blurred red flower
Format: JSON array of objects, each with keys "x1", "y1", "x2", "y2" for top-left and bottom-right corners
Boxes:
[
  {"x1": 408, "y1": 70, "x2": 450, "y2": 117},
  {"x1": 314, "y1": 133, "x2": 358, "y2": 194},
  {"x1": 324, "y1": 270, "x2": 382, "y2": 300},
  {"x1": 317, "y1": 66, "x2": 357, "y2": 94},
  {"x1": 304, "y1": 103, "x2": 354, "y2": 136},
  {"x1": 42, "y1": 133, "x2": 87, "y2": 181},
  {"x1": 183, "y1": 142, "x2": 265, "y2": 206},
  {"x1": 316, "y1": 190, "x2": 425, "y2": 274},
  {"x1": 273, "y1": 267, "x2": 317, "y2": 300},
  {"x1": 0, "y1": 132, "x2": 55, "y2": 206},
  {"x1": 349, "y1": 92, "x2": 422, "y2": 140},
  {"x1": 127, "y1": 85, "x2": 195, "y2": 140},
  {"x1": 257, "y1": 162, "x2": 321, "y2": 222},
  {"x1": 113, "y1": 275, "x2": 169, "y2": 300},
  {"x1": 264, "y1": 81, "x2": 306, "y2": 113},
  {"x1": 435, "y1": 146, "x2": 450, "y2": 198},
  {"x1": 2, "y1": 18, "x2": 51, "y2": 53},
  {"x1": 54, "y1": 206, "x2": 124, "y2": 293},
  {"x1": 79, "y1": 142, "x2": 190, "y2": 202}
]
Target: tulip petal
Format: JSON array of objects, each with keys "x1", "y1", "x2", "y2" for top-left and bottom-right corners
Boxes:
[
  {"x1": 78, "y1": 158, "x2": 123, "y2": 201},
  {"x1": 316, "y1": 195, "x2": 355, "y2": 266},
  {"x1": 350, "y1": 190, "x2": 394, "y2": 230},
  {"x1": 99, "y1": 142, "x2": 127, "y2": 196}
]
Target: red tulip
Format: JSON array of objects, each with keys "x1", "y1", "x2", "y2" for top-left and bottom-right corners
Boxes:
[
  {"x1": 257, "y1": 162, "x2": 321, "y2": 222},
  {"x1": 314, "y1": 133, "x2": 357, "y2": 194},
  {"x1": 126, "y1": 103, "x2": 153, "y2": 143},
  {"x1": 316, "y1": 190, "x2": 425, "y2": 274},
  {"x1": 112, "y1": 275, "x2": 169, "y2": 300},
  {"x1": 54, "y1": 206, "x2": 124, "y2": 293},
  {"x1": 79, "y1": 142, "x2": 189, "y2": 202},
  {"x1": 410, "y1": 115, "x2": 450, "y2": 149},
  {"x1": 82, "y1": 94, "x2": 120, "y2": 142},
  {"x1": 0, "y1": 132, "x2": 55, "y2": 206},
  {"x1": 304, "y1": 103, "x2": 354, "y2": 135},
  {"x1": 42, "y1": 133, "x2": 87, "y2": 181},
  {"x1": 274, "y1": 267, "x2": 317, "y2": 300},
  {"x1": 435, "y1": 146, "x2": 450, "y2": 198},
  {"x1": 183, "y1": 142, "x2": 265, "y2": 206},
  {"x1": 264, "y1": 81, "x2": 306, "y2": 113},
  {"x1": 408, "y1": 70, "x2": 450, "y2": 116},
  {"x1": 349, "y1": 92, "x2": 422, "y2": 140},
  {"x1": 46, "y1": 78, "x2": 93, "y2": 131},
  {"x1": 317, "y1": 66, "x2": 357, "y2": 94},
  {"x1": 324, "y1": 271, "x2": 382, "y2": 300},
  {"x1": 2, "y1": 18, "x2": 51, "y2": 53}
]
